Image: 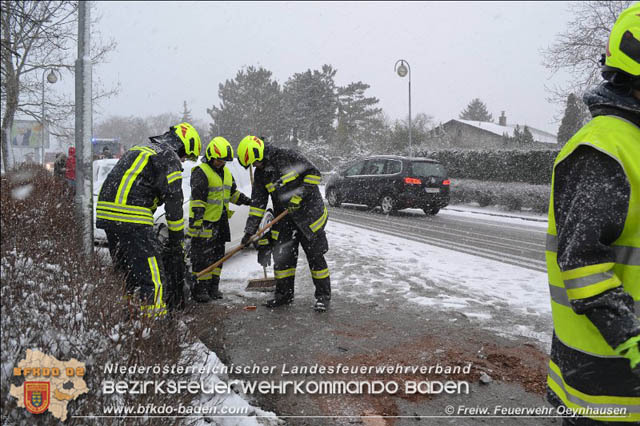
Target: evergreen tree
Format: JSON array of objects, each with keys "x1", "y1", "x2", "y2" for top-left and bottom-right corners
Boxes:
[
  {"x1": 207, "y1": 66, "x2": 286, "y2": 147},
  {"x1": 557, "y1": 93, "x2": 589, "y2": 146},
  {"x1": 283, "y1": 64, "x2": 338, "y2": 148},
  {"x1": 459, "y1": 98, "x2": 493, "y2": 122},
  {"x1": 522, "y1": 125, "x2": 534, "y2": 144},
  {"x1": 334, "y1": 81, "x2": 383, "y2": 155},
  {"x1": 180, "y1": 101, "x2": 193, "y2": 123}
]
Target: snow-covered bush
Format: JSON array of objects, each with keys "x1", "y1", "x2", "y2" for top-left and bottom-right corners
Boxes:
[
  {"x1": 450, "y1": 179, "x2": 549, "y2": 213},
  {"x1": 1, "y1": 165, "x2": 199, "y2": 425}
]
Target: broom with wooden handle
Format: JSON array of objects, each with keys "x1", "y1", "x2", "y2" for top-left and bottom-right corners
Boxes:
[{"x1": 194, "y1": 209, "x2": 288, "y2": 280}]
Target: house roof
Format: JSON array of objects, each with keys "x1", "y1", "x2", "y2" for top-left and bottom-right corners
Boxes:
[{"x1": 450, "y1": 119, "x2": 557, "y2": 144}]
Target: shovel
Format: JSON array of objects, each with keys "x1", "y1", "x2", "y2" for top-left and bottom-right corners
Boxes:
[
  {"x1": 195, "y1": 210, "x2": 288, "y2": 281},
  {"x1": 245, "y1": 165, "x2": 277, "y2": 291}
]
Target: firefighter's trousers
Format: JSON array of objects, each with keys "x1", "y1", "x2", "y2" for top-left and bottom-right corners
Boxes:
[
  {"x1": 105, "y1": 224, "x2": 167, "y2": 316},
  {"x1": 190, "y1": 237, "x2": 225, "y2": 293},
  {"x1": 272, "y1": 221, "x2": 331, "y2": 302}
]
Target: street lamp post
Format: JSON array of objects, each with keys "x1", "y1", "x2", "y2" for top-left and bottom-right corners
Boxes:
[
  {"x1": 41, "y1": 68, "x2": 59, "y2": 164},
  {"x1": 394, "y1": 59, "x2": 412, "y2": 157}
]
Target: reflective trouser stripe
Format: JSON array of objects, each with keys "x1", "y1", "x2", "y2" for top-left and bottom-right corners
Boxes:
[
  {"x1": 271, "y1": 230, "x2": 279, "y2": 240},
  {"x1": 167, "y1": 218, "x2": 184, "y2": 232},
  {"x1": 195, "y1": 267, "x2": 221, "y2": 281},
  {"x1": 309, "y1": 206, "x2": 328, "y2": 232},
  {"x1": 143, "y1": 257, "x2": 167, "y2": 317},
  {"x1": 547, "y1": 361, "x2": 640, "y2": 421},
  {"x1": 275, "y1": 268, "x2": 296, "y2": 279},
  {"x1": 311, "y1": 268, "x2": 330, "y2": 280},
  {"x1": 266, "y1": 183, "x2": 276, "y2": 193},
  {"x1": 258, "y1": 238, "x2": 269, "y2": 246}
]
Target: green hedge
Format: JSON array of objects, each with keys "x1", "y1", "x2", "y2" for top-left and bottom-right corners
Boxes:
[
  {"x1": 450, "y1": 179, "x2": 550, "y2": 214},
  {"x1": 422, "y1": 149, "x2": 559, "y2": 185}
]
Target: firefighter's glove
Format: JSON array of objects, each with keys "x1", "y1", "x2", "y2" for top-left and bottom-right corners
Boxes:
[
  {"x1": 257, "y1": 239, "x2": 272, "y2": 267},
  {"x1": 241, "y1": 233, "x2": 253, "y2": 248},
  {"x1": 287, "y1": 195, "x2": 302, "y2": 213},
  {"x1": 615, "y1": 335, "x2": 640, "y2": 378}
]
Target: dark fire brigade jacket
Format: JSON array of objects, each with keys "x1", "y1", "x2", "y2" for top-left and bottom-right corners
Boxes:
[
  {"x1": 96, "y1": 141, "x2": 185, "y2": 244},
  {"x1": 245, "y1": 145, "x2": 327, "y2": 240}
]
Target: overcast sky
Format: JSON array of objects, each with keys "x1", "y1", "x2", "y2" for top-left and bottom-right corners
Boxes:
[{"x1": 92, "y1": 1, "x2": 576, "y2": 135}]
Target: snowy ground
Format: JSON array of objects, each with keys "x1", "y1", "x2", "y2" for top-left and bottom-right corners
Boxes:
[{"x1": 217, "y1": 206, "x2": 551, "y2": 349}]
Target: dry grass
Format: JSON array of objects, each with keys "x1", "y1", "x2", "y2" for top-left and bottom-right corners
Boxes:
[{"x1": 1, "y1": 164, "x2": 200, "y2": 425}]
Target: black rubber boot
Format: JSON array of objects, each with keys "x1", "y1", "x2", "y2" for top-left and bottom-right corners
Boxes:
[
  {"x1": 207, "y1": 278, "x2": 223, "y2": 300},
  {"x1": 264, "y1": 278, "x2": 294, "y2": 308},
  {"x1": 191, "y1": 280, "x2": 211, "y2": 303},
  {"x1": 313, "y1": 298, "x2": 330, "y2": 312}
]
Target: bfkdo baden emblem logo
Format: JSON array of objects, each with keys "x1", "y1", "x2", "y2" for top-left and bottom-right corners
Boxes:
[{"x1": 24, "y1": 381, "x2": 50, "y2": 415}]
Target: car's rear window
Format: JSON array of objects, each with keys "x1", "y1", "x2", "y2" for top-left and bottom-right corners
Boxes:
[{"x1": 410, "y1": 161, "x2": 445, "y2": 178}]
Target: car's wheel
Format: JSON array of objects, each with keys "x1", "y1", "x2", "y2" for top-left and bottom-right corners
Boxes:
[
  {"x1": 423, "y1": 207, "x2": 440, "y2": 216},
  {"x1": 326, "y1": 188, "x2": 342, "y2": 207},
  {"x1": 379, "y1": 194, "x2": 397, "y2": 215}
]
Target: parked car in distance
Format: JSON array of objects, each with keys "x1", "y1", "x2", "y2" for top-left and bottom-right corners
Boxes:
[{"x1": 325, "y1": 155, "x2": 450, "y2": 215}]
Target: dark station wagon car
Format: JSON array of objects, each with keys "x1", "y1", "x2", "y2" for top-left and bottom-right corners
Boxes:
[{"x1": 325, "y1": 155, "x2": 450, "y2": 215}]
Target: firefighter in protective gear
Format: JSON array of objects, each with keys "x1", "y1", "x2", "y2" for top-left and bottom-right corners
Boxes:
[
  {"x1": 545, "y1": 5, "x2": 640, "y2": 425},
  {"x1": 188, "y1": 136, "x2": 251, "y2": 303},
  {"x1": 238, "y1": 135, "x2": 331, "y2": 312},
  {"x1": 96, "y1": 122, "x2": 201, "y2": 316}
]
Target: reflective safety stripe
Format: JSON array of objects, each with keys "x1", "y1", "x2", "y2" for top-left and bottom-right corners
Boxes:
[
  {"x1": 249, "y1": 206, "x2": 266, "y2": 218},
  {"x1": 303, "y1": 174, "x2": 322, "y2": 185},
  {"x1": 271, "y1": 230, "x2": 279, "y2": 240},
  {"x1": 561, "y1": 263, "x2": 621, "y2": 300},
  {"x1": 132, "y1": 146, "x2": 156, "y2": 155},
  {"x1": 143, "y1": 256, "x2": 167, "y2": 317},
  {"x1": 258, "y1": 238, "x2": 269, "y2": 246},
  {"x1": 549, "y1": 283, "x2": 640, "y2": 321},
  {"x1": 280, "y1": 171, "x2": 299, "y2": 184},
  {"x1": 96, "y1": 211, "x2": 154, "y2": 226},
  {"x1": 275, "y1": 268, "x2": 296, "y2": 279},
  {"x1": 167, "y1": 218, "x2": 184, "y2": 232},
  {"x1": 290, "y1": 195, "x2": 302, "y2": 205},
  {"x1": 230, "y1": 191, "x2": 240, "y2": 204},
  {"x1": 546, "y1": 234, "x2": 640, "y2": 266},
  {"x1": 311, "y1": 268, "x2": 330, "y2": 280},
  {"x1": 116, "y1": 150, "x2": 153, "y2": 205},
  {"x1": 309, "y1": 206, "x2": 328, "y2": 233},
  {"x1": 191, "y1": 200, "x2": 207, "y2": 209},
  {"x1": 195, "y1": 267, "x2": 221, "y2": 280},
  {"x1": 547, "y1": 361, "x2": 640, "y2": 421},
  {"x1": 167, "y1": 171, "x2": 182, "y2": 184},
  {"x1": 187, "y1": 227, "x2": 212, "y2": 238},
  {"x1": 97, "y1": 201, "x2": 154, "y2": 217},
  {"x1": 206, "y1": 199, "x2": 223, "y2": 206},
  {"x1": 266, "y1": 183, "x2": 276, "y2": 193}
]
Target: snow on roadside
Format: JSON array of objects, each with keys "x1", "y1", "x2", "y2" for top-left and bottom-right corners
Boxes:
[{"x1": 183, "y1": 336, "x2": 280, "y2": 426}]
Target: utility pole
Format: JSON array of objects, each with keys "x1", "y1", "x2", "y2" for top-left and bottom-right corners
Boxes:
[{"x1": 75, "y1": 1, "x2": 94, "y2": 255}]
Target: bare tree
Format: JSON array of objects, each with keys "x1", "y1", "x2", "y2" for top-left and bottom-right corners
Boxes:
[
  {"x1": 1, "y1": 1, "x2": 117, "y2": 170},
  {"x1": 541, "y1": 1, "x2": 632, "y2": 105}
]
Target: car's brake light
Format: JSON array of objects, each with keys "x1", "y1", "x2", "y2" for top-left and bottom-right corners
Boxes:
[
  {"x1": 442, "y1": 179, "x2": 450, "y2": 186},
  {"x1": 404, "y1": 177, "x2": 422, "y2": 185}
]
